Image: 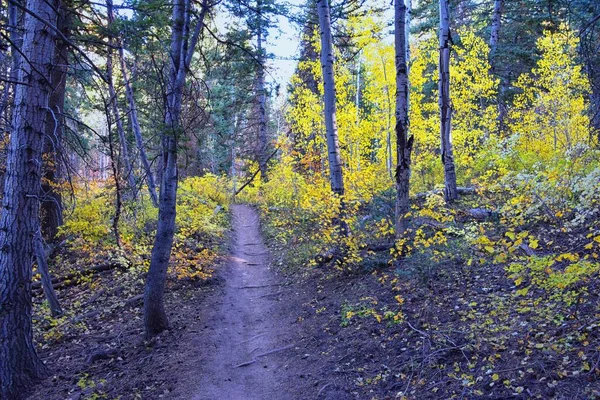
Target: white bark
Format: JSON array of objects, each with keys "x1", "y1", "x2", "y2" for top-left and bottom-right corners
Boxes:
[
  {"x1": 395, "y1": 0, "x2": 413, "y2": 236},
  {"x1": 439, "y1": 0, "x2": 458, "y2": 202},
  {"x1": 316, "y1": 0, "x2": 345, "y2": 198}
]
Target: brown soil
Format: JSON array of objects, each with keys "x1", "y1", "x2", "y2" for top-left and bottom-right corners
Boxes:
[
  {"x1": 26, "y1": 204, "x2": 600, "y2": 399},
  {"x1": 26, "y1": 205, "x2": 312, "y2": 399},
  {"x1": 171, "y1": 204, "x2": 304, "y2": 399}
]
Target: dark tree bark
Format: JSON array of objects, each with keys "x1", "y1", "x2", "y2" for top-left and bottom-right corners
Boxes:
[
  {"x1": 40, "y1": 0, "x2": 70, "y2": 241},
  {"x1": 256, "y1": 0, "x2": 269, "y2": 182},
  {"x1": 105, "y1": 114, "x2": 123, "y2": 249},
  {"x1": 395, "y1": 0, "x2": 413, "y2": 236},
  {"x1": 438, "y1": 0, "x2": 458, "y2": 203},
  {"x1": 0, "y1": 0, "x2": 58, "y2": 396},
  {"x1": 34, "y1": 230, "x2": 62, "y2": 317},
  {"x1": 106, "y1": 0, "x2": 137, "y2": 199},
  {"x1": 118, "y1": 47, "x2": 159, "y2": 206},
  {"x1": 144, "y1": 0, "x2": 209, "y2": 338},
  {"x1": 489, "y1": 0, "x2": 503, "y2": 59},
  {"x1": 488, "y1": 0, "x2": 507, "y2": 133}
]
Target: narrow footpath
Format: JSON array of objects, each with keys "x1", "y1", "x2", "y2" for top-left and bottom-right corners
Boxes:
[{"x1": 173, "y1": 204, "x2": 299, "y2": 399}]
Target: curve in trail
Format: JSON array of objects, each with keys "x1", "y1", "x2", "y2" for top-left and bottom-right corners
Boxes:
[{"x1": 185, "y1": 204, "x2": 296, "y2": 400}]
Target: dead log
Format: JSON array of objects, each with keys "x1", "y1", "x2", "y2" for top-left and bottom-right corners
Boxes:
[
  {"x1": 71, "y1": 310, "x2": 101, "y2": 323},
  {"x1": 32, "y1": 262, "x2": 125, "y2": 291},
  {"x1": 87, "y1": 348, "x2": 120, "y2": 364},
  {"x1": 124, "y1": 294, "x2": 144, "y2": 307},
  {"x1": 413, "y1": 186, "x2": 476, "y2": 200},
  {"x1": 519, "y1": 243, "x2": 536, "y2": 257},
  {"x1": 314, "y1": 247, "x2": 340, "y2": 266},
  {"x1": 366, "y1": 242, "x2": 394, "y2": 252},
  {"x1": 34, "y1": 230, "x2": 63, "y2": 316}
]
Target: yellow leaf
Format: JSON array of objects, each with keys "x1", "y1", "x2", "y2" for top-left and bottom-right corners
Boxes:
[
  {"x1": 516, "y1": 287, "x2": 529, "y2": 296},
  {"x1": 492, "y1": 373, "x2": 499, "y2": 381},
  {"x1": 515, "y1": 277, "x2": 523, "y2": 286}
]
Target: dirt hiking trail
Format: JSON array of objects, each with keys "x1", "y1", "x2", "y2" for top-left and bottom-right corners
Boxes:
[{"x1": 173, "y1": 204, "x2": 299, "y2": 399}]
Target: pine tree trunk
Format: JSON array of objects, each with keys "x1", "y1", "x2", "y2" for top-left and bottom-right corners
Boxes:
[
  {"x1": 395, "y1": 0, "x2": 413, "y2": 237},
  {"x1": 40, "y1": 1, "x2": 69, "y2": 241},
  {"x1": 439, "y1": 0, "x2": 458, "y2": 203},
  {"x1": 256, "y1": 0, "x2": 269, "y2": 182},
  {"x1": 0, "y1": 0, "x2": 58, "y2": 396},
  {"x1": 316, "y1": 0, "x2": 347, "y2": 232}
]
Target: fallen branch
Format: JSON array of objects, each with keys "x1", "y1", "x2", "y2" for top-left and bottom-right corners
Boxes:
[
  {"x1": 32, "y1": 262, "x2": 126, "y2": 290},
  {"x1": 519, "y1": 243, "x2": 536, "y2": 257},
  {"x1": 235, "y1": 344, "x2": 295, "y2": 368},
  {"x1": 407, "y1": 321, "x2": 430, "y2": 338},
  {"x1": 237, "y1": 283, "x2": 286, "y2": 289},
  {"x1": 124, "y1": 294, "x2": 144, "y2": 307},
  {"x1": 317, "y1": 383, "x2": 332, "y2": 397},
  {"x1": 366, "y1": 242, "x2": 394, "y2": 252},
  {"x1": 239, "y1": 332, "x2": 267, "y2": 344},
  {"x1": 233, "y1": 148, "x2": 279, "y2": 197}
]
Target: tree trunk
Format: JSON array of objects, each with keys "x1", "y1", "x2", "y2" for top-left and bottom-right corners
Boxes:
[
  {"x1": 0, "y1": 0, "x2": 58, "y2": 396},
  {"x1": 34, "y1": 231, "x2": 62, "y2": 317},
  {"x1": 316, "y1": 0, "x2": 347, "y2": 232},
  {"x1": 144, "y1": 0, "x2": 209, "y2": 338},
  {"x1": 106, "y1": 115, "x2": 123, "y2": 248},
  {"x1": 489, "y1": 0, "x2": 506, "y2": 133},
  {"x1": 106, "y1": 0, "x2": 137, "y2": 199},
  {"x1": 117, "y1": 30, "x2": 159, "y2": 206},
  {"x1": 489, "y1": 0, "x2": 503, "y2": 59},
  {"x1": 256, "y1": 0, "x2": 269, "y2": 182},
  {"x1": 0, "y1": 2, "x2": 20, "y2": 129},
  {"x1": 40, "y1": 1, "x2": 70, "y2": 241},
  {"x1": 395, "y1": 0, "x2": 414, "y2": 237},
  {"x1": 438, "y1": 0, "x2": 458, "y2": 203}
]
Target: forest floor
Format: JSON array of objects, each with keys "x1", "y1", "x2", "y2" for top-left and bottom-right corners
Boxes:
[
  {"x1": 26, "y1": 204, "x2": 319, "y2": 400},
  {"x1": 26, "y1": 204, "x2": 600, "y2": 399}
]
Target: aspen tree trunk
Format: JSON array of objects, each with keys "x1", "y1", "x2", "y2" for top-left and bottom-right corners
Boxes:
[
  {"x1": 0, "y1": 0, "x2": 58, "y2": 396},
  {"x1": 395, "y1": 0, "x2": 413, "y2": 237},
  {"x1": 144, "y1": 0, "x2": 209, "y2": 338},
  {"x1": 41, "y1": 1, "x2": 69, "y2": 240},
  {"x1": 117, "y1": 39, "x2": 159, "y2": 206},
  {"x1": 106, "y1": 0, "x2": 137, "y2": 199},
  {"x1": 256, "y1": 0, "x2": 269, "y2": 182},
  {"x1": 438, "y1": 0, "x2": 458, "y2": 203},
  {"x1": 316, "y1": 0, "x2": 347, "y2": 233}
]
